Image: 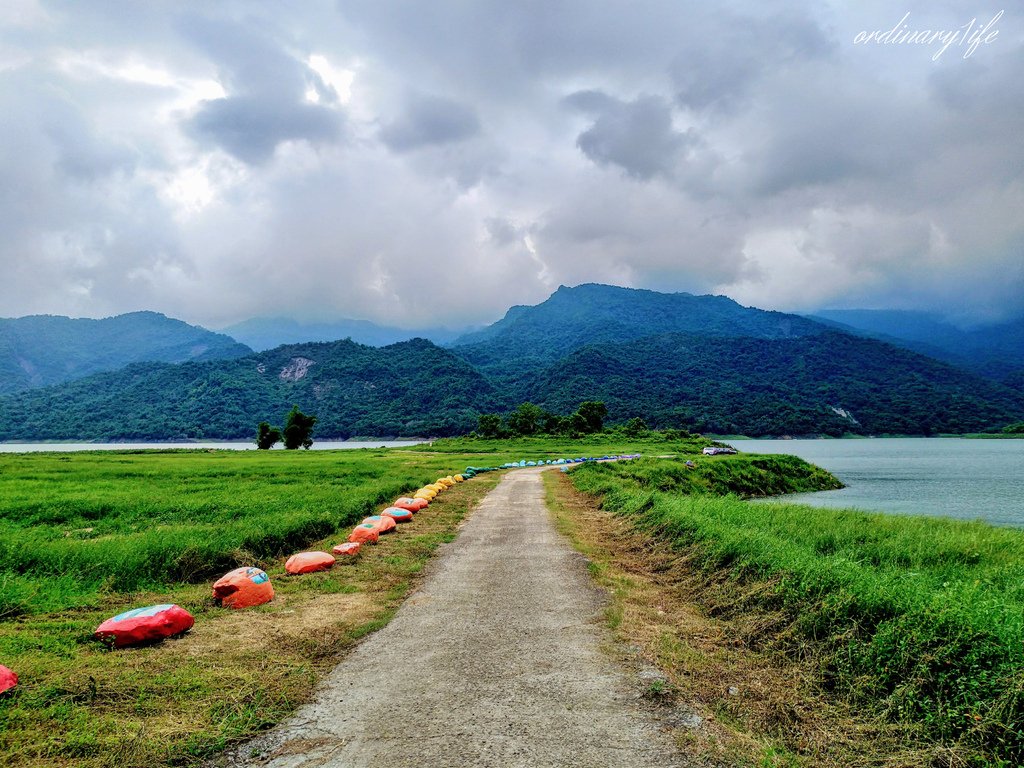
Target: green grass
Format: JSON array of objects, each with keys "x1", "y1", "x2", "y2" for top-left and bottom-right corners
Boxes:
[
  {"x1": 568, "y1": 456, "x2": 1024, "y2": 765},
  {"x1": 0, "y1": 435, "x2": 711, "y2": 619},
  {"x1": 0, "y1": 449, "x2": 458, "y2": 617}
]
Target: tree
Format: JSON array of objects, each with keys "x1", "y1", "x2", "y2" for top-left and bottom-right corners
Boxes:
[
  {"x1": 573, "y1": 401, "x2": 608, "y2": 433},
  {"x1": 506, "y1": 402, "x2": 544, "y2": 436},
  {"x1": 283, "y1": 406, "x2": 317, "y2": 449},
  {"x1": 477, "y1": 413, "x2": 505, "y2": 438},
  {"x1": 622, "y1": 416, "x2": 649, "y2": 437},
  {"x1": 542, "y1": 411, "x2": 565, "y2": 435},
  {"x1": 255, "y1": 421, "x2": 282, "y2": 450}
]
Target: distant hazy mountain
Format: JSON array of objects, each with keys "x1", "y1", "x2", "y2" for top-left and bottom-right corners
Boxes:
[
  {"x1": 0, "y1": 312, "x2": 252, "y2": 395},
  {"x1": 811, "y1": 309, "x2": 1024, "y2": 382},
  {"x1": 222, "y1": 316, "x2": 468, "y2": 352},
  {"x1": 452, "y1": 283, "x2": 825, "y2": 371},
  {"x1": 0, "y1": 338, "x2": 494, "y2": 441}
]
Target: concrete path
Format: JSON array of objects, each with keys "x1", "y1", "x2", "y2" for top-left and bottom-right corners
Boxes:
[{"x1": 218, "y1": 468, "x2": 687, "y2": 768}]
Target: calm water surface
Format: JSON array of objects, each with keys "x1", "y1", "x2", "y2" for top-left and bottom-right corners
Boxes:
[
  {"x1": 730, "y1": 438, "x2": 1024, "y2": 527},
  {"x1": 0, "y1": 440, "x2": 427, "y2": 453}
]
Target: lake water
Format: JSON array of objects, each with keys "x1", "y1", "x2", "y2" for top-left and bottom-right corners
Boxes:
[
  {"x1": 730, "y1": 438, "x2": 1024, "y2": 527},
  {"x1": 0, "y1": 440, "x2": 427, "y2": 453}
]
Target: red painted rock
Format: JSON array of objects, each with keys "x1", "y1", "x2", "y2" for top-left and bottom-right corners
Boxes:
[
  {"x1": 0, "y1": 665, "x2": 17, "y2": 694},
  {"x1": 95, "y1": 604, "x2": 195, "y2": 648},
  {"x1": 332, "y1": 542, "x2": 362, "y2": 556}
]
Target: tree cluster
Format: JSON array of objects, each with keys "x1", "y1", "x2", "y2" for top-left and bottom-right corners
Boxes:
[
  {"x1": 255, "y1": 406, "x2": 317, "y2": 449},
  {"x1": 476, "y1": 401, "x2": 608, "y2": 438}
]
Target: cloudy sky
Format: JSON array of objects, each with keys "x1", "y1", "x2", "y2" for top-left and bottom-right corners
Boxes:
[{"x1": 1, "y1": 1, "x2": 1021, "y2": 330}]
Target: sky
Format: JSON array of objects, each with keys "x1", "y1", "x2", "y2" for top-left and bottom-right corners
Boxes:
[{"x1": 1, "y1": 1, "x2": 1021, "y2": 330}]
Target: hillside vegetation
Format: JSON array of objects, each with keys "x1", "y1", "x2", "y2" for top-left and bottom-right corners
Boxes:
[
  {"x1": 813, "y1": 309, "x2": 1024, "y2": 384},
  {"x1": 0, "y1": 339, "x2": 494, "y2": 441},
  {"x1": 513, "y1": 330, "x2": 1024, "y2": 435}
]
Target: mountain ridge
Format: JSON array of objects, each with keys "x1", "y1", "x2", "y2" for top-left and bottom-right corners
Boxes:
[
  {"x1": 222, "y1": 316, "x2": 470, "y2": 352},
  {"x1": 0, "y1": 311, "x2": 252, "y2": 395},
  {"x1": 2, "y1": 285, "x2": 1022, "y2": 440},
  {"x1": 810, "y1": 309, "x2": 1024, "y2": 384},
  {"x1": 452, "y1": 283, "x2": 827, "y2": 372}
]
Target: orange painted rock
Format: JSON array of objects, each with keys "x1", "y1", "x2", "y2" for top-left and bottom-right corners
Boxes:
[
  {"x1": 349, "y1": 524, "x2": 380, "y2": 544},
  {"x1": 95, "y1": 604, "x2": 195, "y2": 648},
  {"x1": 381, "y1": 507, "x2": 413, "y2": 523},
  {"x1": 285, "y1": 551, "x2": 336, "y2": 575},
  {"x1": 393, "y1": 497, "x2": 421, "y2": 512},
  {"x1": 212, "y1": 567, "x2": 274, "y2": 609},
  {"x1": 332, "y1": 542, "x2": 362, "y2": 556},
  {"x1": 362, "y1": 515, "x2": 397, "y2": 534}
]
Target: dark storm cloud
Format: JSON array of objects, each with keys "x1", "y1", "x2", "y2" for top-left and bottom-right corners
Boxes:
[
  {"x1": 0, "y1": 1, "x2": 1021, "y2": 327},
  {"x1": 564, "y1": 91, "x2": 695, "y2": 180},
  {"x1": 379, "y1": 93, "x2": 481, "y2": 152},
  {"x1": 187, "y1": 96, "x2": 343, "y2": 164},
  {"x1": 178, "y1": 13, "x2": 345, "y2": 164},
  {"x1": 668, "y1": 7, "x2": 834, "y2": 113}
]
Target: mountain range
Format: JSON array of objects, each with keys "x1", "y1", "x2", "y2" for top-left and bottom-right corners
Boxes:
[
  {"x1": 0, "y1": 312, "x2": 250, "y2": 396},
  {"x1": 1, "y1": 285, "x2": 1022, "y2": 440},
  {"x1": 221, "y1": 316, "x2": 468, "y2": 352},
  {"x1": 810, "y1": 309, "x2": 1024, "y2": 385}
]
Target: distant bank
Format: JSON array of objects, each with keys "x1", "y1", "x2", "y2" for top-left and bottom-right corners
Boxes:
[{"x1": 0, "y1": 440, "x2": 428, "y2": 453}]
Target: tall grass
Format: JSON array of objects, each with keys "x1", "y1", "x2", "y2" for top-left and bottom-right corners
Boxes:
[
  {"x1": 0, "y1": 450, "x2": 456, "y2": 616},
  {"x1": 569, "y1": 457, "x2": 1024, "y2": 764}
]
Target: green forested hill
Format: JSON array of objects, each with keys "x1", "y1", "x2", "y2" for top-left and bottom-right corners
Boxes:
[
  {"x1": 452, "y1": 283, "x2": 825, "y2": 371},
  {"x1": 509, "y1": 331, "x2": 1024, "y2": 436},
  {"x1": 811, "y1": 309, "x2": 1024, "y2": 384},
  {"x1": 0, "y1": 338, "x2": 495, "y2": 440},
  {"x1": 1, "y1": 287, "x2": 1022, "y2": 440},
  {"x1": 0, "y1": 311, "x2": 252, "y2": 395}
]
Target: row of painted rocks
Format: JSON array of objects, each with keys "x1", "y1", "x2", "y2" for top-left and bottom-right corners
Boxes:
[
  {"x1": 496, "y1": 455, "x2": 641, "y2": 469},
  {"x1": 85, "y1": 470, "x2": 483, "y2": 652}
]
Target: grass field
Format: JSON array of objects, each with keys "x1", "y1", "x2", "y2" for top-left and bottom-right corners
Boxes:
[
  {"x1": 567, "y1": 457, "x2": 1024, "y2": 766},
  {"x1": 0, "y1": 435, "x2": 708, "y2": 766},
  {"x1": 10, "y1": 435, "x2": 1017, "y2": 765}
]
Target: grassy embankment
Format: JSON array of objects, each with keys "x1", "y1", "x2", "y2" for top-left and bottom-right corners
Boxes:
[
  {"x1": 558, "y1": 456, "x2": 1024, "y2": 766},
  {"x1": 0, "y1": 434, "x2": 705, "y2": 767}
]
